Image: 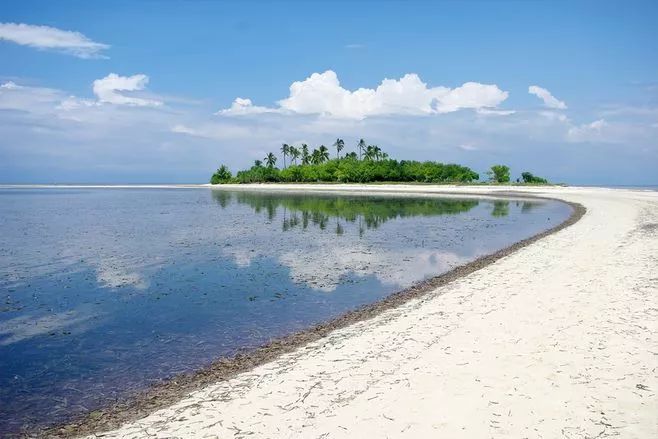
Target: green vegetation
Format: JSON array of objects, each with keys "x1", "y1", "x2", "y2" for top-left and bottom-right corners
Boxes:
[
  {"x1": 488, "y1": 164, "x2": 511, "y2": 183},
  {"x1": 210, "y1": 139, "x2": 552, "y2": 185},
  {"x1": 210, "y1": 165, "x2": 232, "y2": 184},
  {"x1": 520, "y1": 171, "x2": 548, "y2": 184}
]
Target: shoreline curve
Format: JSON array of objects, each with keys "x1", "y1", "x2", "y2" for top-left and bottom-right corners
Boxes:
[{"x1": 36, "y1": 188, "x2": 586, "y2": 438}]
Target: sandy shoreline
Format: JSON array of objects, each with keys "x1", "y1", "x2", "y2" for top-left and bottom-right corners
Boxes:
[{"x1": 42, "y1": 185, "x2": 656, "y2": 438}]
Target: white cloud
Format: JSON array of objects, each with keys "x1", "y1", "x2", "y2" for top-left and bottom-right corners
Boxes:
[
  {"x1": 217, "y1": 97, "x2": 278, "y2": 116},
  {"x1": 0, "y1": 81, "x2": 21, "y2": 90},
  {"x1": 567, "y1": 119, "x2": 607, "y2": 142},
  {"x1": 0, "y1": 22, "x2": 109, "y2": 58},
  {"x1": 1, "y1": 74, "x2": 162, "y2": 115},
  {"x1": 92, "y1": 73, "x2": 162, "y2": 107},
  {"x1": 0, "y1": 80, "x2": 64, "y2": 114},
  {"x1": 528, "y1": 85, "x2": 567, "y2": 109},
  {"x1": 539, "y1": 110, "x2": 569, "y2": 122},
  {"x1": 56, "y1": 95, "x2": 98, "y2": 111},
  {"x1": 477, "y1": 108, "x2": 516, "y2": 116},
  {"x1": 219, "y1": 70, "x2": 510, "y2": 119}
]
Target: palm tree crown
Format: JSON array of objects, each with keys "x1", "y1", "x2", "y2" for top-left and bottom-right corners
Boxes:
[
  {"x1": 280, "y1": 144, "x2": 290, "y2": 168},
  {"x1": 318, "y1": 145, "x2": 330, "y2": 162},
  {"x1": 357, "y1": 138, "x2": 366, "y2": 160},
  {"x1": 265, "y1": 152, "x2": 277, "y2": 168},
  {"x1": 333, "y1": 138, "x2": 344, "y2": 159},
  {"x1": 289, "y1": 145, "x2": 300, "y2": 165}
]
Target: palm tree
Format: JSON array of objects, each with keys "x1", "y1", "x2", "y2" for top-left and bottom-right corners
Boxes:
[
  {"x1": 310, "y1": 149, "x2": 322, "y2": 165},
  {"x1": 254, "y1": 159, "x2": 263, "y2": 168},
  {"x1": 264, "y1": 152, "x2": 277, "y2": 168},
  {"x1": 301, "y1": 144, "x2": 310, "y2": 165},
  {"x1": 289, "y1": 145, "x2": 300, "y2": 165},
  {"x1": 357, "y1": 138, "x2": 366, "y2": 160},
  {"x1": 333, "y1": 138, "x2": 344, "y2": 160},
  {"x1": 318, "y1": 145, "x2": 330, "y2": 163},
  {"x1": 280, "y1": 144, "x2": 289, "y2": 169},
  {"x1": 364, "y1": 145, "x2": 375, "y2": 161},
  {"x1": 344, "y1": 152, "x2": 358, "y2": 160},
  {"x1": 372, "y1": 145, "x2": 382, "y2": 161}
]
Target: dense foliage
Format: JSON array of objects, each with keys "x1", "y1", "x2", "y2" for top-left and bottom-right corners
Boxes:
[
  {"x1": 231, "y1": 158, "x2": 479, "y2": 184},
  {"x1": 520, "y1": 171, "x2": 548, "y2": 184},
  {"x1": 210, "y1": 165, "x2": 232, "y2": 184},
  {"x1": 210, "y1": 139, "x2": 550, "y2": 185},
  {"x1": 488, "y1": 164, "x2": 511, "y2": 183}
]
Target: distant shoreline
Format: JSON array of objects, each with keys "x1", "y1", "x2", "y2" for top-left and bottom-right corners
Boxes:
[{"x1": 2, "y1": 182, "x2": 657, "y2": 191}]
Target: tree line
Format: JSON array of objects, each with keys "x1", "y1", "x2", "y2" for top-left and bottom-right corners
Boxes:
[{"x1": 210, "y1": 138, "x2": 549, "y2": 185}]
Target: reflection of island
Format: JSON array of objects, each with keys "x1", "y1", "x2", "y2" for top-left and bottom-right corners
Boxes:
[
  {"x1": 212, "y1": 191, "x2": 480, "y2": 235},
  {"x1": 491, "y1": 200, "x2": 510, "y2": 217}
]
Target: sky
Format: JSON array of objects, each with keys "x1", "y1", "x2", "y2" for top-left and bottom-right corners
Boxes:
[{"x1": 0, "y1": 0, "x2": 657, "y2": 185}]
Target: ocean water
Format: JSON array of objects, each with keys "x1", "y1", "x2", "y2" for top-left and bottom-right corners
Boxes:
[{"x1": 0, "y1": 188, "x2": 572, "y2": 433}]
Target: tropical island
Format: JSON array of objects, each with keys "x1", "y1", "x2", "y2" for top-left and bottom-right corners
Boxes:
[{"x1": 210, "y1": 138, "x2": 549, "y2": 185}]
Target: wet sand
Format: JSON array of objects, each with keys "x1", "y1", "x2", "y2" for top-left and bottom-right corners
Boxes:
[{"x1": 57, "y1": 185, "x2": 657, "y2": 438}]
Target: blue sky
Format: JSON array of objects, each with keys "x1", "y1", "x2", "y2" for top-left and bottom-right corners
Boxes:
[{"x1": 1, "y1": 0, "x2": 657, "y2": 184}]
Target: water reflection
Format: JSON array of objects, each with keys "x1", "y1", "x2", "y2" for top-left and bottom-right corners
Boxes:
[
  {"x1": 212, "y1": 191, "x2": 482, "y2": 235},
  {"x1": 491, "y1": 200, "x2": 510, "y2": 217}
]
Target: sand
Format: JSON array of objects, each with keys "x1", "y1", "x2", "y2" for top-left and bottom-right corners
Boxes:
[{"x1": 84, "y1": 185, "x2": 658, "y2": 439}]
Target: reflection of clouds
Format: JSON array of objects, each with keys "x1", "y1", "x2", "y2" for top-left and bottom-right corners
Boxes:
[
  {"x1": 0, "y1": 307, "x2": 99, "y2": 346},
  {"x1": 279, "y1": 241, "x2": 466, "y2": 292},
  {"x1": 226, "y1": 247, "x2": 256, "y2": 268},
  {"x1": 95, "y1": 258, "x2": 149, "y2": 290},
  {"x1": 218, "y1": 213, "x2": 467, "y2": 293}
]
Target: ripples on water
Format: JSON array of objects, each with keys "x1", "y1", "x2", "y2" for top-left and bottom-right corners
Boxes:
[{"x1": 0, "y1": 188, "x2": 572, "y2": 433}]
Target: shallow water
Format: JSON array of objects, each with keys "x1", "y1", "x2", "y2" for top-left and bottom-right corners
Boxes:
[{"x1": 0, "y1": 188, "x2": 572, "y2": 433}]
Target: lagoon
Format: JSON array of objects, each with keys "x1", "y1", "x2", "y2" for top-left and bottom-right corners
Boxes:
[{"x1": 0, "y1": 188, "x2": 572, "y2": 433}]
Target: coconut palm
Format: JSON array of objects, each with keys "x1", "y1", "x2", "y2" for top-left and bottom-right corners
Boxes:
[
  {"x1": 372, "y1": 145, "x2": 382, "y2": 161},
  {"x1": 254, "y1": 159, "x2": 263, "y2": 168},
  {"x1": 333, "y1": 138, "x2": 344, "y2": 160},
  {"x1": 264, "y1": 152, "x2": 277, "y2": 168},
  {"x1": 357, "y1": 138, "x2": 366, "y2": 160},
  {"x1": 318, "y1": 145, "x2": 330, "y2": 163},
  {"x1": 345, "y1": 151, "x2": 358, "y2": 160},
  {"x1": 301, "y1": 144, "x2": 310, "y2": 165},
  {"x1": 289, "y1": 145, "x2": 300, "y2": 165},
  {"x1": 364, "y1": 145, "x2": 375, "y2": 161},
  {"x1": 310, "y1": 149, "x2": 322, "y2": 165},
  {"x1": 280, "y1": 144, "x2": 290, "y2": 168}
]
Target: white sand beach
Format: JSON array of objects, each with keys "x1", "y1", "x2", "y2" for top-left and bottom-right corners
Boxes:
[{"x1": 87, "y1": 185, "x2": 658, "y2": 438}]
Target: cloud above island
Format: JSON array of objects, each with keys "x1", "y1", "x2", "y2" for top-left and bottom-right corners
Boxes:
[
  {"x1": 220, "y1": 70, "x2": 511, "y2": 119},
  {"x1": 0, "y1": 22, "x2": 109, "y2": 58}
]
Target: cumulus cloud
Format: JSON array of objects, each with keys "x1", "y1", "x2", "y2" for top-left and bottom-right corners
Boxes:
[
  {"x1": 528, "y1": 85, "x2": 567, "y2": 109},
  {"x1": 92, "y1": 73, "x2": 162, "y2": 107},
  {"x1": 219, "y1": 70, "x2": 510, "y2": 119},
  {"x1": 0, "y1": 22, "x2": 109, "y2": 58}
]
